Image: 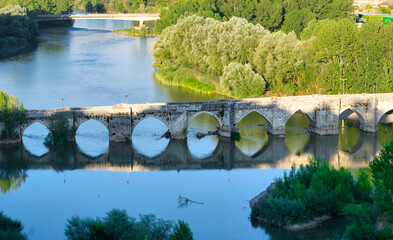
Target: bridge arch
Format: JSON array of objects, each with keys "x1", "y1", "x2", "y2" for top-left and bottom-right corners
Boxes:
[
  {"x1": 339, "y1": 108, "x2": 366, "y2": 127},
  {"x1": 131, "y1": 116, "x2": 170, "y2": 158},
  {"x1": 285, "y1": 109, "x2": 315, "y2": 130},
  {"x1": 234, "y1": 110, "x2": 272, "y2": 129},
  {"x1": 132, "y1": 115, "x2": 170, "y2": 133},
  {"x1": 377, "y1": 109, "x2": 393, "y2": 124},
  {"x1": 75, "y1": 119, "x2": 110, "y2": 158},
  {"x1": 21, "y1": 120, "x2": 51, "y2": 136},
  {"x1": 75, "y1": 118, "x2": 109, "y2": 133},
  {"x1": 187, "y1": 111, "x2": 222, "y2": 129}
]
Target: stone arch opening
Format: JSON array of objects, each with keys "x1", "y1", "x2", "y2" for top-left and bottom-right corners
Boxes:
[
  {"x1": 22, "y1": 122, "x2": 50, "y2": 157},
  {"x1": 285, "y1": 110, "x2": 312, "y2": 155},
  {"x1": 131, "y1": 117, "x2": 170, "y2": 159},
  {"x1": 377, "y1": 109, "x2": 393, "y2": 147},
  {"x1": 187, "y1": 112, "x2": 220, "y2": 159},
  {"x1": 75, "y1": 119, "x2": 109, "y2": 158},
  {"x1": 235, "y1": 111, "x2": 270, "y2": 157},
  {"x1": 338, "y1": 108, "x2": 364, "y2": 153},
  {"x1": 339, "y1": 108, "x2": 366, "y2": 128}
]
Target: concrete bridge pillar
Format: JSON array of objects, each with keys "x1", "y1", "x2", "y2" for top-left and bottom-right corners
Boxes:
[{"x1": 108, "y1": 115, "x2": 132, "y2": 142}]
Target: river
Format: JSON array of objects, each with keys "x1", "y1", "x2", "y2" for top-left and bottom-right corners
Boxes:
[{"x1": 0, "y1": 19, "x2": 392, "y2": 240}]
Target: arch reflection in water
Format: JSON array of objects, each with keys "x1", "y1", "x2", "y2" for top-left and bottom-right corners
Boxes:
[
  {"x1": 377, "y1": 110, "x2": 393, "y2": 146},
  {"x1": 187, "y1": 113, "x2": 219, "y2": 159},
  {"x1": 131, "y1": 117, "x2": 170, "y2": 158},
  {"x1": 235, "y1": 111, "x2": 269, "y2": 156},
  {"x1": 285, "y1": 111, "x2": 311, "y2": 154},
  {"x1": 75, "y1": 120, "x2": 109, "y2": 158},
  {"x1": 22, "y1": 122, "x2": 50, "y2": 157}
]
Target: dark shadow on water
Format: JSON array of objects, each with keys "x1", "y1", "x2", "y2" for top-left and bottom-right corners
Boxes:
[{"x1": 251, "y1": 217, "x2": 347, "y2": 240}]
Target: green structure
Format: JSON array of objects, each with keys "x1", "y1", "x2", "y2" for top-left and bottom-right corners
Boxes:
[{"x1": 359, "y1": 14, "x2": 393, "y2": 25}]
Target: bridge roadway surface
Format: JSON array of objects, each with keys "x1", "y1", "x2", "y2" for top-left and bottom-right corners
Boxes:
[
  {"x1": 1, "y1": 93, "x2": 391, "y2": 143},
  {"x1": 35, "y1": 13, "x2": 160, "y2": 24}
]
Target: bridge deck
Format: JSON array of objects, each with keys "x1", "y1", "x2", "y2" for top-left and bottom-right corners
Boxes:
[{"x1": 35, "y1": 13, "x2": 160, "y2": 21}]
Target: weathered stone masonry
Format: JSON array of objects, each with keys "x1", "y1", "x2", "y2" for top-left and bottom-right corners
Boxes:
[{"x1": 1, "y1": 93, "x2": 393, "y2": 143}]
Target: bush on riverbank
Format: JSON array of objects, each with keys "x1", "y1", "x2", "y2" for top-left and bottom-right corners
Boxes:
[
  {"x1": 0, "y1": 212, "x2": 26, "y2": 240},
  {"x1": 0, "y1": 91, "x2": 26, "y2": 140},
  {"x1": 0, "y1": 5, "x2": 38, "y2": 48},
  {"x1": 65, "y1": 209, "x2": 194, "y2": 240},
  {"x1": 250, "y1": 157, "x2": 372, "y2": 227},
  {"x1": 44, "y1": 113, "x2": 76, "y2": 146},
  {"x1": 113, "y1": 25, "x2": 155, "y2": 37}
]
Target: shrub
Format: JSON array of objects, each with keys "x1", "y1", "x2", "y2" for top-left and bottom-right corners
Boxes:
[
  {"x1": 169, "y1": 220, "x2": 194, "y2": 240},
  {"x1": 251, "y1": 158, "x2": 372, "y2": 227},
  {"x1": 0, "y1": 212, "x2": 26, "y2": 240},
  {"x1": 370, "y1": 140, "x2": 393, "y2": 224},
  {"x1": 64, "y1": 209, "x2": 186, "y2": 240},
  {"x1": 44, "y1": 113, "x2": 76, "y2": 146},
  {"x1": 220, "y1": 62, "x2": 266, "y2": 98},
  {"x1": 344, "y1": 203, "x2": 380, "y2": 240}
]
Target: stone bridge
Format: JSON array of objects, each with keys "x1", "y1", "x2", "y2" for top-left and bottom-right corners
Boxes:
[{"x1": 1, "y1": 93, "x2": 393, "y2": 143}]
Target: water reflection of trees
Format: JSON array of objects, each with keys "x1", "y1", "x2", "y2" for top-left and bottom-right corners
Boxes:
[
  {"x1": 377, "y1": 123, "x2": 393, "y2": 147},
  {"x1": 236, "y1": 112, "x2": 269, "y2": 156},
  {"x1": 0, "y1": 144, "x2": 28, "y2": 194},
  {"x1": 285, "y1": 112, "x2": 310, "y2": 155},
  {"x1": 339, "y1": 120, "x2": 361, "y2": 153}
]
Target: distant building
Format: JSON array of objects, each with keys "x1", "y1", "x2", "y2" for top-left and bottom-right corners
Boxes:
[{"x1": 354, "y1": 0, "x2": 393, "y2": 6}]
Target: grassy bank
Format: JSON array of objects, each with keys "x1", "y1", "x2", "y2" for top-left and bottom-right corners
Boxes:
[
  {"x1": 154, "y1": 66, "x2": 220, "y2": 95},
  {"x1": 113, "y1": 28, "x2": 157, "y2": 37}
]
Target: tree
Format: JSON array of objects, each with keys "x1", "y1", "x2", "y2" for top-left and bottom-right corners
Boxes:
[
  {"x1": 0, "y1": 91, "x2": 26, "y2": 140},
  {"x1": 220, "y1": 62, "x2": 266, "y2": 98},
  {"x1": 169, "y1": 220, "x2": 194, "y2": 240},
  {"x1": 311, "y1": 19, "x2": 359, "y2": 94},
  {"x1": 370, "y1": 140, "x2": 393, "y2": 224},
  {"x1": 44, "y1": 113, "x2": 76, "y2": 146},
  {"x1": 282, "y1": 8, "x2": 315, "y2": 37}
]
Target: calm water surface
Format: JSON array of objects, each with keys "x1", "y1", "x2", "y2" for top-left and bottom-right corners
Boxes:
[{"x1": 1, "y1": 19, "x2": 393, "y2": 240}]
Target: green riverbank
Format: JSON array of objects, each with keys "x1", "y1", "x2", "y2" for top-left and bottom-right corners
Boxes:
[
  {"x1": 154, "y1": 66, "x2": 222, "y2": 95},
  {"x1": 113, "y1": 28, "x2": 157, "y2": 38}
]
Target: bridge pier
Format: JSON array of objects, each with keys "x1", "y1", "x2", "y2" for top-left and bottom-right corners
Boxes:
[
  {"x1": 311, "y1": 105, "x2": 340, "y2": 135},
  {"x1": 168, "y1": 112, "x2": 188, "y2": 139},
  {"x1": 108, "y1": 115, "x2": 132, "y2": 142}
]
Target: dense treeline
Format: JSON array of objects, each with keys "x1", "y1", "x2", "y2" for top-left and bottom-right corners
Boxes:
[
  {"x1": 152, "y1": 15, "x2": 393, "y2": 97},
  {"x1": 65, "y1": 209, "x2": 194, "y2": 240},
  {"x1": 0, "y1": 5, "x2": 38, "y2": 48},
  {"x1": 73, "y1": 0, "x2": 174, "y2": 13},
  {"x1": 0, "y1": 0, "x2": 72, "y2": 14},
  {"x1": 155, "y1": 0, "x2": 354, "y2": 34}
]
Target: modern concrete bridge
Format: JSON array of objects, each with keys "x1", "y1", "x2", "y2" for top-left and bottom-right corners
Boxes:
[
  {"x1": 2, "y1": 93, "x2": 392, "y2": 143},
  {"x1": 35, "y1": 13, "x2": 160, "y2": 27}
]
